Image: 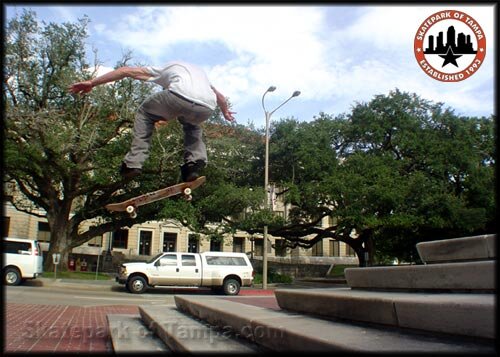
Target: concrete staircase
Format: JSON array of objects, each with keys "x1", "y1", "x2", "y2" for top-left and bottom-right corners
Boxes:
[{"x1": 107, "y1": 234, "x2": 496, "y2": 353}]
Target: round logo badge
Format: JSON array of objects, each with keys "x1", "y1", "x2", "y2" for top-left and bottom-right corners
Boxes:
[{"x1": 414, "y1": 10, "x2": 486, "y2": 82}]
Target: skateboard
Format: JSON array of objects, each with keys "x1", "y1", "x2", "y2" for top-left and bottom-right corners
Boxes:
[{"x1": 105, "y1": 176, "x2": 206, "y2": 218}]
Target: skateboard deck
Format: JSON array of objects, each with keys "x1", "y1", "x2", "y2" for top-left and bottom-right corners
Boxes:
[{"x1": 105, "y1": 176, "x2": 206, "y2": 218}]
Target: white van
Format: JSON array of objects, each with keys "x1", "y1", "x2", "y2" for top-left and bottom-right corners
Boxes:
[{"x1": 3, "y1": 237, "x2": 44, "y2": 286}]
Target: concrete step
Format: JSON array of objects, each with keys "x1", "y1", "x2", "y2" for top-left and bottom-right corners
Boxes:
[
  {"x1": 107, "y1": 314, "x2": 170, "y2": 353},
  {"x1": 174, "y1": 295, "x2": 494, "y2": 353},
  {"x1": 138, "y1": 305, "x2": 260, "y2": 353},
  {"x1": 274, "y1": 288, "x2": 495, "y2": 339},
  {"x1": 416, "y1": 234, "x2": 496, "y2": 263},
  {"x1": 345, "y1": 260, "x2": 495, "y2": 291}
]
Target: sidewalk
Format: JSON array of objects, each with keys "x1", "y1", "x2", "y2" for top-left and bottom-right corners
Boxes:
[
  {"x1": 4, "y1": 303, "x2": 139, "y2": 353},
  {"x1": 4, "y1": 299, "x2": 279, "y2": 353}
]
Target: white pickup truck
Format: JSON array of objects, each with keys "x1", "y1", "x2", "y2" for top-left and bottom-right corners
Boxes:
[{"x1": 116, "y1": 251, "x2": 254, "y2": 295}]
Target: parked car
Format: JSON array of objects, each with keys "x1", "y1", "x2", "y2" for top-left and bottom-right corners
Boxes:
[
  {"x1": 116, "y1": 251, "x2": 254, "y2": 295},
  {"x1": 3, "y1": 237, "x2": 44, "y2": 286}
]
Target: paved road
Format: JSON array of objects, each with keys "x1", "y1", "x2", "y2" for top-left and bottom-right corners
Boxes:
[
  {"x1": 5, "y1": 277, "x2": 337, "y2": 306},
  {"x1": 6, "y1": 279, "x2": 179, "y2": 306}
]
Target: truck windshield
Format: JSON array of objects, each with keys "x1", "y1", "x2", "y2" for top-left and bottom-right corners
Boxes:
[{"x1": 146, "y1": 253, "x2": 164, "y2": 264}]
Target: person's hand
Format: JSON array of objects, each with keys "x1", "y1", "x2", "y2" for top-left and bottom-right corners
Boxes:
[
  {"x1": 222, "y1": 110, "x2": 236, "y2": 122},
  {"x1": 68, "y1": 81, "x2": 93, "y2": 94},
  {"x1": 154, "y1": 120, "x2": 169, "y2": 129}
]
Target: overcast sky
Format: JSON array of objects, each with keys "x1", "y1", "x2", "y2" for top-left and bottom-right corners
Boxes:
[{"x1": 5, "y1": 4, "x2": 496, "y2": 128}]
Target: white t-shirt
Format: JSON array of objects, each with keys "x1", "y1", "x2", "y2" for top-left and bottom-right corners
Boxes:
[{"x1": 146, "y1": 61, "x2": 217, "y2": 110}]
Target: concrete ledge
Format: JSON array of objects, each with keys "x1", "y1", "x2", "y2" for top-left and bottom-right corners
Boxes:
[
  {"x1": 394, "y1": 293, "x2": 495, "y2": 339},
  {"x1": 275, "y1": 288, "x2": 495, "y2": 339},
  {"x1": 276, "y1": 288, "x2": 398, "y2": 326},
  {"x1": 174, "y1": 295, "x2": 494, "y2": 353},
  {"x1": 174, "y1": 295, "x2": 302, "y2": 343},
  {"x1": 345, "y1": 261, "x2": 495, "y2": 291},
  {"x1": 416, "y1": 234, "x2": 496, "y2": 263},
  {"x1": 139, "y1": 305, "x2": 258, "y2": 353},
  {"x1": 107, "y1": 314, "x2": 169, "y2": 352}
]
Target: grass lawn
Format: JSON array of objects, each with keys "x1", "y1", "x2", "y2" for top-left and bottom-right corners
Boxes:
[
  {"x1": 253, "y1": 272, "x2": 293, "y2": 284},
  {"x1": 41, "y1": 271, "x2": 112, "y2": 280},
  {"x1": 327, "y1": 264, "x2": 358, "y2": 277}
]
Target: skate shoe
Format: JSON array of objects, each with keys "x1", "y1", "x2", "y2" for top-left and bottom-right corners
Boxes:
[
  {"x1": 181, "y1": 160, "x2": 206, "y2": 182},
  {"x1": 119, "y1": 162, "x2": 142, "y2": 179}
]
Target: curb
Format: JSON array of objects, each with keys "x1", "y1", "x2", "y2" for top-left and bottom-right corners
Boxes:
[
  {"x1": 36, "y1": 277, "x2": 115, "y2": 290},
  {"x1": 34, "y1": 278, "x2": 276, "y2": 295},
  {"x1": 295, "y1": 277, "x2": 348, "y2": 284}
]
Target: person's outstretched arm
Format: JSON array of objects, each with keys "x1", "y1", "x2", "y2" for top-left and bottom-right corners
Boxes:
[
  {"x1": 211, "y1": 85, "x2": 236, "y2": 122},
  {"x1": 68, "y1": 66, "x2": 152, "y2": 94}
]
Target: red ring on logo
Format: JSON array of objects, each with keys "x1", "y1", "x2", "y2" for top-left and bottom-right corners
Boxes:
[{"x1": 414, "y1": 10, "x2": 486, "y2": 82}]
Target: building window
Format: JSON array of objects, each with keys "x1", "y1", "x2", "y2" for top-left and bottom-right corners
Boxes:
[
  {"x1": 330, "y1": 240, "x2": 340, "y2": 257},
  {"x1": 188, "y1": 234, "x2": 199, "y2": 253},
  {"x1": 37, "y1": 222, "x2": 51, "y2": 242},
  {"x1": 346, "y1": 244, "x2": 356, "y2": 257},
  {"x1": 328, "y1": 216, "x2": 338, "y2": 227},
  {"x1": 88, "y1": 236, "x2": 102, "y2": 247},
  {"x1": 163, "y1": 233, "x2": 177, "y2": 252},
  {"x1": 112, "y1": 229, "x2": 128, "y2": 249},
  {"x1": 311, "y1": 240, "x2": 323, "y2": 256},
  {"x1": 232, "y1": 237, "x2": 244, "y2": 253},
  {"x1": 3, "y1": 217, "x2": 10, "y2": 236},
  {"x1": 274, "y1": 239, "x2": 287, "y2": 257},
  {"x1": 254, "y1": 239, "x2": 263, "y2": 256},
  {"x1": 138, "y1": 230, "x2": 153, "y2": 256},
  {"x1": 274, "y1": 211, "x2": 284, "y2": 218},
  {"x1": 210, "y1": 239, "x2": 221, "y2": 252}
]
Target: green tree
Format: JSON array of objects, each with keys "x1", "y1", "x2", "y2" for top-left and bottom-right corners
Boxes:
[
  {"x1": 3, "y1": 10, "x2": 181, "y2": 271},
  {"x1": 235, "y1": 90, "x2": 495, "y2": 265}
]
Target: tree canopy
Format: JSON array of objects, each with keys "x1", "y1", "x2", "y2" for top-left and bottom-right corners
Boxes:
[{"x1": 238, "y1": 90, "x2": 496, "y2": 264}]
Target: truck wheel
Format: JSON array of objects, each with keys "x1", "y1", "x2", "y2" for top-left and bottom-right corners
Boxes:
[
  {"x1": 4, "y1": 267, "x2": 22, "y2": 286},
  {"x1": 127, "y1": 276, "x2": 148, "y2": 294},
  {"x1": 223, "y1": 278, "x2": 240, "y2": 295}
]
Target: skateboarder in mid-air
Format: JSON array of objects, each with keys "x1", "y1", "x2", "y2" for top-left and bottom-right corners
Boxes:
[{"x1": 69, "y1": 61, "x2": 236, "y2": 182}]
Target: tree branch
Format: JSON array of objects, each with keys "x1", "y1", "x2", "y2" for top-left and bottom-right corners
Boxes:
[
  {"x1": 6, "y1": 197, "x2": 47, "y2": 218},
  {"x1": 13, "y1": 178, "x2": 48, "y2": 211}
]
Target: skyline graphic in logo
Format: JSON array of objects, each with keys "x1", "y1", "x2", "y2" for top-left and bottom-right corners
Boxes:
[{"x1": 414, "y1": 10, "x2": 486, "y2": 82}]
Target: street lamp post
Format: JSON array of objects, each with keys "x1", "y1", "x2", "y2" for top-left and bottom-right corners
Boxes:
[{"x1": 261, "y1": 86, "x2": 300, "y2": 289}]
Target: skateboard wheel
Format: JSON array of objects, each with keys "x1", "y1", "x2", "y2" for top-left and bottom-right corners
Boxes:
[
  {"x1": 185, "y1": 195, "x2": 193, "y2": 201},
  {"x1": 126, "y1": 205, "x2": 135, "y2": 214},
  {"x1": 130, "y1": 212, "x2": 137, "y2": 219},
  {"x1": 183, "y1": 187, "x2": 192, "y2": 195}
]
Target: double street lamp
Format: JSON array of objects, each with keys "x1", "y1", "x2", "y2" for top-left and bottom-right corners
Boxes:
[{"x1": 261, "y1": 86, "x2": 300, "y2": 289}]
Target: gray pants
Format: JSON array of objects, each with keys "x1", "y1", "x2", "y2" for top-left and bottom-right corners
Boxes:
[{"x1": 123, "y1": 90, "x2": 214, "y2": 169}]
